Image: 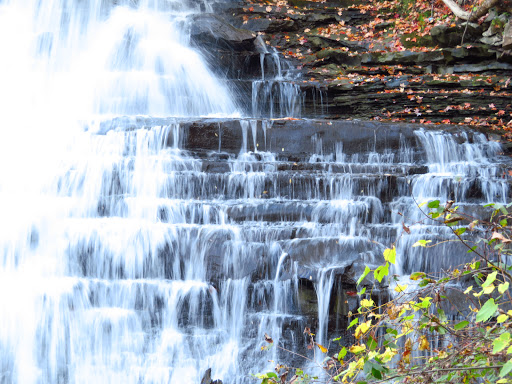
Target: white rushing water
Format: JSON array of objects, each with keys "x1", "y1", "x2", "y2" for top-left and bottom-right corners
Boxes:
[{"x1": 0, "y1": 1, "x2": 243, "y2": 383}]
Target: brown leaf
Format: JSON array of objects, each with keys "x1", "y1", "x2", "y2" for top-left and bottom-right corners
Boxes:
[
  {"x1": 264, "y1": 333, "x2": 274, "y2": 344},
  {"x1": 491, "y1": 232, "x2": 512, "y2": 243},
  {"x1": 444, "y1": 215, "x2": 464, "y2": 224},
  {"x1": 402, "y1": 222, "x2": 411, "y2": 234}
]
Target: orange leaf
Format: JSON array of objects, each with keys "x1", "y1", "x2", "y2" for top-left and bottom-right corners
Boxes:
[{"x1": 316, "y1": 343, "x2": 328, "y2": 353}]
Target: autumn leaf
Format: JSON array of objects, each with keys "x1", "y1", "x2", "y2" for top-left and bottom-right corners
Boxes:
[
  {"x1": 492, "y1": 232, "x2": 512, "y2": 244},
  {"x1": 419, "y1": 335, "x2": 430, "y2": 351},
  {"x1": 349, "y1": 344, "x2": 366, "y2": 354}
]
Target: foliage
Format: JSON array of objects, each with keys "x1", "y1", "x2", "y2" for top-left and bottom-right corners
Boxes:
[{"x1": 255, "y1": 200, "x2": 512, "y2": 383}]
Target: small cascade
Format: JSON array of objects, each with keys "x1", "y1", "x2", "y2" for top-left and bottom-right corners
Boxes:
[
  {"x1": 251, "y1": 46, "x2": 302, "y2": 118},
  {"x1": 393, "y1": 130, "x2": 509, "y2": 275},
  {"x1": 315, "y1": 268, "x2": 336, "y2": 348}
]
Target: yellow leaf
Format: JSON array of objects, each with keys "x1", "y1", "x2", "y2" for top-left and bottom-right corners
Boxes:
[
  {"x1": 379, "y1": 347, "x2": 397, "y2": 363},
  {"x1": 360, "y1": 298, "x2": 374, "y2": 308},
  {"x1": 383, "y1": 246, "x2": 396, "y2": 264},
  {"x1": 404, "y1": 338, "x2": 413, "y2": 352},
  {"x1": 394, "y1": 284, "x2": 408, "y2": 293},
  {"x1": 483, "y1": 284, "x2": 495, "y2": 294},
  {"x1": 498, "y1": 314, "x2": 509, "y2": 324},
  {"x1": 499, "y1": 282, "x2": 510, "y2": 294},
  {"x1": 419, "y1": 335, "x2": 430, "y2": 351},
  {"x1": 316, "y1": 343, "x2": 328, "y2": 353},
  {"x1": 349, "y1": 345, "x2": 366, "y2": 354},
  {"x1": 464, "y1": 285, "x2": 473, "y2": 294},
  {"x1": 355, "y1": 320, "x2": 372, "y2": 339}
]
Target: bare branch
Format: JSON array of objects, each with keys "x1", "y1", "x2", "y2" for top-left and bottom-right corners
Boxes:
[{"x1": 441, "y1": 0, "x2": 499, "y2": 21}]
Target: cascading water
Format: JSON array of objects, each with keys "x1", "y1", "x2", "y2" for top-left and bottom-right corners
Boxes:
[
  {"x1": 1, "y1": 0, "x2": 511, "y2": 383},
  {"x1": 251, "y1": 45, "x2": 302, "y2": 118}
]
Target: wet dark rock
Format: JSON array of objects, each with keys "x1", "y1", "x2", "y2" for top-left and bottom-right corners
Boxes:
[
  {"x1": 480, "y1": 34, "x2": 503, "y2": 46},
  {"x1": 189, "y1": 14, "x2": 255, "y2": 51},
  {"x1": 200, "y1": 368, "x2": 223, "y2": 384},
  {"x1": 453, "y1": 61, "x2": 512, "y2": 73},
  {"x1": 242, "y1": 17, "x2": 297, "y2": 33},
  {"x1": 504, "y1": 21, "x2": 512, "y2": 50},
  {"x1": 316, "y1": 49, "x2": 362, "y2": 67},
  {"x1": 430, "y1": 23, "x2": 482, "y2": 47}
]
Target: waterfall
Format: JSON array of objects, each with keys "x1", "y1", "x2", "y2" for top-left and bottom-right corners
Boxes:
[
  {"x1": 251, "y1": 46, "x2": 302, "y2": 118},
  {"x1": 0, "y1": 0, "x2": 511, "y2": 383}
]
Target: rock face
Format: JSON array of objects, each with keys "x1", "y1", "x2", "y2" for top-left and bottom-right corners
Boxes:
[
  {"x1": 201, "y1": 368, "x2": 223, "y2": 384},
  {"x1": 213, "y1": 1, "x2": 512, "y2": 127},
  {"x1": 190, "y1": 14, "x2": 256, "y2": 50},
  {"x1": 504, "y1": 21, "x2": 512, "y2": 50}
]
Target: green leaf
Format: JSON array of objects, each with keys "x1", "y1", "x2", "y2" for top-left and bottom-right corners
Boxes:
[
  {"x1": 428, "y1": 200, "x2": 440, "y2": 209},
  {"x1": 454, "y1": 320, "x2": 469, "y2": 330},
  {"x1": 419, "y1": 278, "x2": 435, "y2": 287},
  {"x1": 501, "y1": 219, "x2": 508, "y2": 227},
  {"x1": 476, "y1": 298, "x2": 498, "y2": 323},
  {"x1": 383, "y1": 246, "x2": 396, "y2": 264},
  {"x1": 367, "y1": 335, "x2": 378, "y2": 351},
  {"x1": 374, "y1": 262, "x2": 389, "y2": 283},
  {"x1": 348, "y1": 318, "x2": 359, "y2": 329},
  {"x1": 338, "y1": 346, "x2": 347, "y2": 361},
  {"x1": 499, "y1": 282, "x2": 510, "y2": 294},
  {"x1": 482, "y1": 271, "x2": 498, "y2": 288},
  {"x1": 501, "y1": 360, "x2": 512, "y2": 380},
  {"x1": 467, "y1": 245, "x2": 478, "y2": 253},
  {"x1": 371, "y1": 368, "x2": 382, "y2": 380},
  {"x1": 358, "y1": 287, "x2": 366, "y2": 296},
  {"x1": 357, "y1": 266, "x2": 371, "y2": 286},
  {"x1": 493, "y1": 333, "x2": 511, "y2": 354},
  {"x1": 495, "y1": 204, "x2": 509, "y2": 215},
  {"x1": 255, "y1": 372, "x2": 278, "y2": 380},
  {"x1": 437, "y1": 308, "x2": 447, "y2": 322},
  {"x1": 455, "y1": 227, "x2": 466, "y2": 236}
]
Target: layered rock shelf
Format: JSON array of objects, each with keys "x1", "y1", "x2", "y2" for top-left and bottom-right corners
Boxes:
[{"x1": 203, "y1": 0, "x2": 512, "y2": 134}]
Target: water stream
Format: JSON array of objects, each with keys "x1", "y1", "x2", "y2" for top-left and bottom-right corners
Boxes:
[{"x1": 0, "y1": 1, "x2": 510, "y2": 383}]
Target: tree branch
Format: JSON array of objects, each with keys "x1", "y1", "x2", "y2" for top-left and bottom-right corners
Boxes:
[
  {"x1": 441, "y1": 0, "x2": 499, "y2": 21},
  {"x1": 441, "y1": 0, "x2": 471, "y2": 20}
]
